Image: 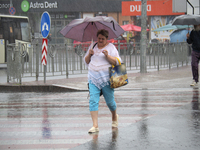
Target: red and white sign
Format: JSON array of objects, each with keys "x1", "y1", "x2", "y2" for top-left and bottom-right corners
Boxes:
[
  {"x1": 41, "y1": 39, "x2": 48, "y2": 65},
  {"x1": 122, "y1": 0, "x2": 185, "y2": 16},
  {"x1": 9, "y1": 7, "x2": 16, "y2": 15}
]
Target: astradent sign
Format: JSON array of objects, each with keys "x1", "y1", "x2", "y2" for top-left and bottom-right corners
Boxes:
[
  {"x1": 29, "y1": 1, "x2": 57, "y2": 9},
  {"x1": 21, "y1": 0, "x2": 58, "y2": 12},
  {"x1": 122, "y1": 0, "x2": 184, "y2": 16}
]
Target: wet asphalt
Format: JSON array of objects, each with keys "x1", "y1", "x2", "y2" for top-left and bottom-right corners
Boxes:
[
  {"x1": 71, "y1": 100, "x2": 200, "y2": 150},
  {"x1": 0, "y1": 68, "x2": 7, "y2": 84},
  {"x1": 0, "y1": 65, "x2": 200, "y2": 150}
]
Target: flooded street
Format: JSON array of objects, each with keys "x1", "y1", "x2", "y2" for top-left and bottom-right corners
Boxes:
[{"x1": 0, "y1": 88, "x2": 199, "y2": 150}]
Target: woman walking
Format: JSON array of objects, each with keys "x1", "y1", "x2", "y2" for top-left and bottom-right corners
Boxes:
[{"x1": 84, "y1": 29, "x2": 121, "y2": 133}]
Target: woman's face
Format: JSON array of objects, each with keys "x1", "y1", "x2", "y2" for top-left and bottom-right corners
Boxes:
[{"x1": 97, "y1": 34, "x2": 107, "y2": 47}]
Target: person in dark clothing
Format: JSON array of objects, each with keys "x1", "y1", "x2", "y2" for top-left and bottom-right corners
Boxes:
[{"x1": 187, "y1": 24, "x2": 200, "y2": 86}]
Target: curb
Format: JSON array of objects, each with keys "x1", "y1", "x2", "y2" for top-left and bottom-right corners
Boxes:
[{"x1": 0, "y1": 85, "x2": 88, "y2": 93}]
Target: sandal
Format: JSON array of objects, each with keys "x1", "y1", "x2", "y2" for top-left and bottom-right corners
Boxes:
[
  {"x1": 88, "y1": 127, "x2": 99, "y2": 133},
  {"x1": 112, "y1": 114, "x2": 118, "y2": 127}
]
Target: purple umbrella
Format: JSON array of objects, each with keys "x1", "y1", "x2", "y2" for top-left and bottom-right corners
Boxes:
[{"x1": 60, "y1": 16, "x2": 125, "y2": 42}]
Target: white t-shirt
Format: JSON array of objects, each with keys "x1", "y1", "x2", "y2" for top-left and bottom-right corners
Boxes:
[{"x1": 84, "y1": 43, "x2": 121, "y2": 89}]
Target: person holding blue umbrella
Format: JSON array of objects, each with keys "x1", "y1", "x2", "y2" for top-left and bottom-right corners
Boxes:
[{"x1": 187, "y1": 24, "x2": 200, "y2": 86}]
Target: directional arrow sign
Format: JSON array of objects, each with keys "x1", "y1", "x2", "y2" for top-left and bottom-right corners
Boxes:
[
  {"x1": 41, "y1": 39, "x2": 48, "y2": 65},
  {"x1": 41, "y1": 11, "x2": 51, "y2": 38}
]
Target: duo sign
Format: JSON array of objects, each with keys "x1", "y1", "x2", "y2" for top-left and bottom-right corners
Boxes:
[{"x1": 122, "y1": 0, "x2": 184, "y2": 16}]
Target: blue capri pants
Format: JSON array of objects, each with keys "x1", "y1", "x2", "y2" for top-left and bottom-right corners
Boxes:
[{"x1": 89, "y1": 82, "x2": 116, "y2": 111}]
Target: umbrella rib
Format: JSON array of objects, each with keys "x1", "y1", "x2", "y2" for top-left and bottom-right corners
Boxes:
[
  {"x1": 70, "y1": 22, "x2": 92, "y2": 41},
  {"x1": 98, "y1": 21, "x2": 118, "y2": 37},
  {"x1": 111, "y1": 21, "x2": 116, "y2": 31},
  {"x1": 62, "y1": 23, "x2": 85, "y2": 40},
  {"x1": 82, "y1": 22, "x2": 90, "y2": 41},
  {"x1": 91, "y1": 22, "x2": 98, "y2": 40},
  {"x1": 82, "y1": 22, "x2": 97, "y2": 41}
]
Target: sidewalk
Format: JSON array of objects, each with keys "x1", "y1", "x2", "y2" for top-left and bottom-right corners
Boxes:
[{"x1": 0, "y1": 65, "x2": 194, "y2": 92}]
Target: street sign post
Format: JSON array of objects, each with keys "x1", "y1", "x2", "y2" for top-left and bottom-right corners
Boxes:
[
  {"x1": 41, "y1": 11, "x2": 51, "y2": 38},
  {"x1": 41, "y1": 39, "x2": 48, "y2": 65},
  {"x1": 41, "y1": 11, "x2": 51, "y2": 83}
]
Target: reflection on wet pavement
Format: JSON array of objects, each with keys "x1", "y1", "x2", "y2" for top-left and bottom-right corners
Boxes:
[
  {"x1": 0, "y1": 69, "x2": 7, "y2": 83},
  {"x1": 42, "y1": 105, "x2": 51, "y2": 139},
  {"x1": 191, "y1": 89, "x2": 200, "y2": 138},
  {"x1": 0, "y1": 88, "x2": 199, "y2": 150}
]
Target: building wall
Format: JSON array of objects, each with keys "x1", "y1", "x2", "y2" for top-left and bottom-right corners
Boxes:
[
  {"x1": 81, "y1": 12, "x2": 131, "y2": 26},
  {"x1": 0, "y1": 0, "x2": 133, "y2": 42},
  {"x1": 93, "y1": 12, "x2": 131, "y2": 26},
  {"x1": 118, "y1": 13, "x2": 131, "y2": 25}
]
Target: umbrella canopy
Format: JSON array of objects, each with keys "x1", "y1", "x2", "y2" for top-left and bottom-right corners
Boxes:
[
  {"x1": 60, "y1": 16, "x2": 125, "y2": 42},
  {"x1": 172, "y1": 14, "x2": 200, "y2": 25},
  {"x1": 152, "y1": 24, "x2": 191, "y2": 32},
  {"x1": 121, "y1": 24, "x2": 149, "y2": 32},
  {"x1": 170, "y1": 29, "x2": 190, "y2": 43}
]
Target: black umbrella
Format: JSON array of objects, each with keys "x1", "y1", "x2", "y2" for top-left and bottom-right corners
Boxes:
[{"x1": 172, "y1": 14, "x2": 200, "y2": 25}]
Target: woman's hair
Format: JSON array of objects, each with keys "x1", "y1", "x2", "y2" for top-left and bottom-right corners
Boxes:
[{"x1": 97, "y1": 29, "x2": 109, "y2": 38}]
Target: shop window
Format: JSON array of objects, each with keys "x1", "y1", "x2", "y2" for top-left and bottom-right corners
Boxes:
[
  {"x1": 123, "y1": 21, "x2": 129, "y2": 25},
  {"x1": 123, "y1": 21, "x2": 129, "y2": 37}
]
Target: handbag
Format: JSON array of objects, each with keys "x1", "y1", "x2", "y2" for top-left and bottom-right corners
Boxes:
[{"x1": 109, "y1": 57, "x2": 128, "y2": 88}]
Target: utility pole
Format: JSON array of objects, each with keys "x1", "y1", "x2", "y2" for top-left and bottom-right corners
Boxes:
[{"x1": 140, "y1": 0, "x2": 147, "y2": 73}]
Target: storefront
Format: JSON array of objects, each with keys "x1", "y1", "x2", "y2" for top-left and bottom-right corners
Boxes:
[
  {"x1": 0, "y1": 0, "x2": 81, "y2": 44},
  {"x1": 0, "y1": 0, "x2": 132, "y2": 44},
  {"x1": 122, "y1": 0, "x2": 185, "y2": 43}
]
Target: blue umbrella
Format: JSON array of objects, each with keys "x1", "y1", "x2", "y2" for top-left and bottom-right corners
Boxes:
[
  {"x1": 152, "y1": 24, "x2": 191, "y2": 32},
  {"x1": 170, "y1": 29, "x2": 190, "y2": 43}
]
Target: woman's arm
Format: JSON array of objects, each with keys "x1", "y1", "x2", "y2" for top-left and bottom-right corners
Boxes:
[
  {"x1": 102, "y1": 43, "x2": 122, "y2": 65},
  {"x1": 102, "y1": 50, "x2": 120, "y2": 66},
  {"x1": 105, "y1": 53, "x2": 116, "y2": 65},
  {"x1": 85, "y1": 49, "x2": 94, "y2": 64}
]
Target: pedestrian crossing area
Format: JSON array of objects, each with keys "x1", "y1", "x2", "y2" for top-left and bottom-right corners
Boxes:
[{"x1": 0, "y1": 88, "x2": 196, "y2": 150}]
